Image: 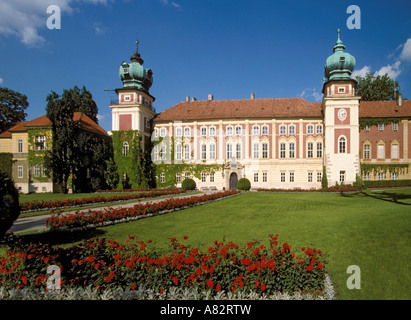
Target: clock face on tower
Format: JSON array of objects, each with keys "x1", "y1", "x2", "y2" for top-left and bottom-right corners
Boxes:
[{"x1": 338, "y1": 108, "x2": 347, "y2": 121}]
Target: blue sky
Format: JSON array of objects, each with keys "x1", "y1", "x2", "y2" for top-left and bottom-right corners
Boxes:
[{"x1": 0, "y1": 0, "x2": 410, "y2": 132}]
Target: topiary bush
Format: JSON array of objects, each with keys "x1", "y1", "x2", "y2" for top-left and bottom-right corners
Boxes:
[
  {"x1": 237, "y1": 178, "x2": 251, "y2": 191},
  {"x1": 0, "y1": 171, "x2": 20, "y2": 238},
  {"x1": 181, "y1": 178, "x2": 196, "y2": 191}
]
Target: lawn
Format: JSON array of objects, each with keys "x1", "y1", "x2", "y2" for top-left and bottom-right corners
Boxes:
[{"x1": 5, "y1": 188, "x2": 411, "y2": 300}]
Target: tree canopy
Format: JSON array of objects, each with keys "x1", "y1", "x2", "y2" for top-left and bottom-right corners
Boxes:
[
  {"x1": 45, "y1": 86, "x2": 110, "y2": 193},
  {"x1": 355, "y1": 73, "x2": 402, "y2": 101},
  {"x1": 0, "y1": 87, "x2": 29, "y2": 134}
]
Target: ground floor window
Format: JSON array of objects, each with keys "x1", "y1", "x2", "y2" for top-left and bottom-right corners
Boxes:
[
  {"x1": 254, "y1": 172, "x2": 258, "y2": 182},
  {"x1": 289, "y1": 172, "x2": 294, "y2": 182},
  {"x1": 281, "y1": 172, "x2": 285, "y2": 182},
  {"x1": 308, "y1": 172, "x2": 313, "y2": 182},
  {"x1": 176, "y1": 173, "x2": 181, "y2": 183},
  {"x1": 210, "y1": 172, "x2": 214, "y2": 182},
  {"x1": 339, "y1": 170, "x2": 345, "y2": 184},
  {"x1": 160, "y1": 173, "x2": 165, "y2": 183},
  {"x1": 262, "y1": 172, "x2": 267, "y2": 182},
  {"x1": 378, "y1": 172, "x2": 384, "y2": 180},
  {"x1": 317, "y1": 172, "x2": 322, "y2": 182},
  {"x1": 201, "y1": 172, "x2": 206, "y2": 182},
  {"x1": 392, "y1": 172, "x2": 398, "y2": 180}
]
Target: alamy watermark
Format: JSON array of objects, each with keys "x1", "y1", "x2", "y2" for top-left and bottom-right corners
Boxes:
[
  {"x1": 46, "y1": 5, "x2": 61, "y2": 30},
  {"x1": 346, "y1": 265, "x2": 361, "y2": 289}
]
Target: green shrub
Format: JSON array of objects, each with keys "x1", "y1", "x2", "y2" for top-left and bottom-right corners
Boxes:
[
  {"x1": 0, "y1": 171, "x2": 20, "y2": 238},
  {"x1": 181, "y1": 178, "x2": 196, "y2": 190},
  {"x1": 237, "y1": 178, "x2": 251, "y2": 191}
]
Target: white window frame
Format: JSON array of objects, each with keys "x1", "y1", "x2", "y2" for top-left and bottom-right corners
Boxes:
[
  {"x1": 262, "y1": 126, "x2": 268, "y2": 135},
  {"x1": 209, "y1": 144, "x2": 216, "y2": 159}
]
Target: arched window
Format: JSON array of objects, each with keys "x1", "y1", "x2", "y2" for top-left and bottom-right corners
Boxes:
[
  {"x1": 339, "y1": 136, "x2": 346, "y2": 153},
  {"x1": 122, "y1": 142, "x2": 129, "y2": 156}
]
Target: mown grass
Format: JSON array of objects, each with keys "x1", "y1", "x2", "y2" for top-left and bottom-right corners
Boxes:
[{"x1": 5, "y1": 188, "x2": 411, "y2": 300}]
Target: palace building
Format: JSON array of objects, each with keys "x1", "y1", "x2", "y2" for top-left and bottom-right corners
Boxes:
[{"x1": 109, "y1": 30, "x2": 411, "y2": 191}]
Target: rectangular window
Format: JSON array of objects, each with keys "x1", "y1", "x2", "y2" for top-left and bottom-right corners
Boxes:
[
  {"x1": 378, "y1": 144, "x2": 385, "y2": 159},
  {"x1": 35, "y1": 136, "x2": 46, "y2": 150},
  {"x1": 176, "y1": 144, "x2": 182, "y2": 160},
  {"x1": 262, "y1": 126, "x2": 268, "y2": 135},
  {"x1": 209, "y1": 144, "x2": 216, "y2": 159},
  {"x1": 280, "y1": 172, "x2": 285, "y2": 182},
  {"x1": 392, "y1": 172, "x2": 398, "y2": 180},
  {"x1": 18, "y1": 166, "x2": 23, "y2": 178},
  {"x1": 210, "y1": 127, "x2": 216, "y2": 136},
  {"x1": 236, "y1": 144, "x2": 241, "y2": 159},
  {"x1": 236, "y1": 126, "x2": 242, "y2": 135},
  {"x1": 289, "y1": 143, "x2": 295, "y2": 158},
  {"x1": 185, "y1": 172, "x2": 190, "y2": 180},
  {"x1": 201, "y1": 144, "x2": 207, "y2": 160},
  {"x1": 254, "y1": 172, "x2": 258, "y2": 182},
  {"x1": 364, "y1": 173, "x2": 370, "y2": 181},
  {"x1": 176, "y1": 173, "x2": 181, "y2": 183},
  {"x1": 201, "y1": 128, "x2": 207, "y2": 136},
  {"x1": 226, "y1": 144, "x2": 233, "y2": 159},
  {"x1": 262, "y1": 143, "x2": 268, "y2": 159},
  {"x1": 339, "y1": 171, "x2": 346, "y2": 184},
  {"x1": 184, "y1": 145, "x2": 190, "y2": 160},
  {"x1": 378, "y1": 172, "x2": 384, "y2": 180},
  {"x1": 289, "y1": 172, "x2": 294, "y2": 182},
  {"x1": 18, "y1": 139, "x2": 23, "y2": 153},
  {"x1": 316, "y1": 142, "x2": 323, "y2": 158},
  {"x1": 210, "y1": 172, "x2": 214, "y2": 182},
  {"x1": 364, "y1": 145, "x2": 370, "y2": 159},
  {"x1": 392, "y1": 122, "x2": 398, "y2": 131},
  {"x1": 280, "y1": 143, "x2": 286, "y2": 158},
  {"x1": 201, "y1": 172, "x2": 206, "y2": 182},
  {"x1": 160, "y1": 128, "x2": 166, "y2": 137},
  {"x1": 176, "y1": 128, "x2": 182, "y2": 136},
  {"x1": 391, "y1": 144, "x2": 399, "y2": 159},
  {"x1": 34, "y1": 165, "x2": 40, "y2": 177},
  {"x1": 253, "y1": 143, "x2": 259, "y2": 159},
  {"x1": 378, "y1": 124, "x2": 384, "y2": 131},
  {"x1": 160, "y1": 173, "x2": 165, "y2": 183},
  {"x1": 308, "y1": 172, "x2": 313, "y2": 182},
  {"x1": 307, "y1": 142, "x2": 313, "y2": 158},
  {"x1": 317, "y1": 172, "x2": 322, "y2": 182},
  {"x1": 41, "y1": 165, "x2": 47, "y2": 177},
  {"x1": 262, "y1": 172, "x2": 267, "y2": 182},
  {"x1": 289, "y1": 125, "x2": 295, "y2": 134},
  {"x1": 184, "y1": 128, "x2": 190, "y2": 137}
]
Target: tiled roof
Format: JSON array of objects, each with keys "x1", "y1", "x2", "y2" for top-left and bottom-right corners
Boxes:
[
  {"x1": 359, "y1": 100, "x2": 411, "y2": 118},
  {"x1": 3, "y1": 112, "x2": 108, "y2": 137},
  {"x1": 154, "y1": 97, "x2": 411, "y2": 122},
  {"x1": 154, "y1": 98, "x2": 323, "y2": 122}
]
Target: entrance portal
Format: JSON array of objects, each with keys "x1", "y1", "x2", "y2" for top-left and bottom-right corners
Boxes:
[{"x1": 229, "y1": 172, "x2": 238, "y2": 190}]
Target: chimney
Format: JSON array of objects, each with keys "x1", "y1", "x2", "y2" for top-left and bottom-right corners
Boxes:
[
  {"x1": 208, "y1": 94, "x2": 213, "y2": 101},
  {"x1": 250, "y1": 92, "x2": 255, "y2": 100},
  {"x1": 397, "y1": 94, "x2": 403, "y2": 107},
  {"x1": 191, "y1": 97, "x2": 197, "y2": 101},
  {"x1": 186, "y1": 96, "x2": 190, "y2": 102}
]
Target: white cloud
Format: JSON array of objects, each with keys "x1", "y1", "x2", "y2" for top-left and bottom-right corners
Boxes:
[
  {"x1": 0, "y1": 77, "x2": 3, "y2": 85},
  {"x1": 375, "y1": 60, "x2": 402, "y2": 79},
  {"x1": 0, "y1": 0, "x2": 112, "y2": 46},
  {"x1": 299, "y1": 88, "x2": 322, "y2": 102},
  {"x1": 352, "y1": 65, "x2": 371, "y2": 79},
  {"x1": 400, "y1": 38, "x2": 411, "y2": 62},
  {"x1": 160, "y1": 0, "x2": 182, "y2": 10}
]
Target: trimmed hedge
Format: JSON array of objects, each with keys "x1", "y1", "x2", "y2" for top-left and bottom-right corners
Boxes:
[
  {"x1": 181, "y1": 178, "x2": 196, "y2": 191},
  {"x1": 237, "y1": 178, "x2": 251, "y2": 191},
  {"x1": 364, "y1": 179, "x2": 411, "y2": 188}
]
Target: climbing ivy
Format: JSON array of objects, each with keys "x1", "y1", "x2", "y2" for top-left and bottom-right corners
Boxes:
[
  {"x1": 26, "y1": 127, "x2": 53, "y2": 182},
  {"x1": 361, "y1": 163, "x2": 409, "y2": 176},
  {"x1": 359, "y1": 118, "x2": 399, "y2": 130}
]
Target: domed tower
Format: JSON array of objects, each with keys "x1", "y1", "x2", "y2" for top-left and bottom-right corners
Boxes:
[
  {"x1": 109, "y1": 41, "x2": 157, "y2": 189},
  {"x1": 110, "y1": 40, "x2": 156, "y2": 147},
  {"x1": 322, "y1": 29, "x2": 361, "y2": 186}
]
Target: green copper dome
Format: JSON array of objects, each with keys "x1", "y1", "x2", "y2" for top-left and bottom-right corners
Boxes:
[
  {"x1": 324, "y1": 29, "x2": 356, "y2": 81},
  {"x1": 119, "y1": 41, "x2": 153, "y2": 92}
]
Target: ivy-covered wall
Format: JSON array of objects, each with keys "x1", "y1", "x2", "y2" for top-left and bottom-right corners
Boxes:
[
  {"x1": 26, "y1": 127, "x2": 53, "y2": 183},
  {"x1": 112, "y1": 130, "x2": 156, "y2": 189},
  {"x1": 359, "y1": 118, "x2": 399, "y2": 130},
  {"x1": 0, "y1": 153, "x2": 13, "y2": 178}
]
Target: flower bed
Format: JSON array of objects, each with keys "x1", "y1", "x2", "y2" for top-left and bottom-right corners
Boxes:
[
  {"x1": 45, "y1": 191, "x2": 239, "y2": 232},
  {"x1": 0, "y1": 234, "x2": 329, "y2": 299},
  {"x1": 20, "y1": 189, "x2": 187, "y2": 213}
]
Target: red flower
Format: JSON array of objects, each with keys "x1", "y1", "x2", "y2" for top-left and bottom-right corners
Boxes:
[
  {"x1": 307, "y1": 264, "x2": 313, "y2": 272},
  {"x1": 318, "y1": 263, "x2": 323, "y2": 270},
  {"x1": 260, "y1": 283, "x2": 266, "y2": 291},
  {"x1": 255, "y1": 280, "x2": 260, "y2": 287},
  {"x1": 241, "y1": 258, "x2": 251, "y2": 266},
  {"x1": 172, "y1": 276, "x2": 178, "y2": 285},
  {"x1": 216, "y1": 284, "x2": 221, "y2": 292},
  {"x1": 207, "y1": 279, "x2": 214, "y2": 289}
]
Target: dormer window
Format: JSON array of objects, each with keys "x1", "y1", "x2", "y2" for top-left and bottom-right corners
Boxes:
[
  {"x1": 123, "y1": 68, "x2": 129, "y2": 73},
  {"x1": 339, "y1": 88, "x2": 345, "y2": 93}
]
